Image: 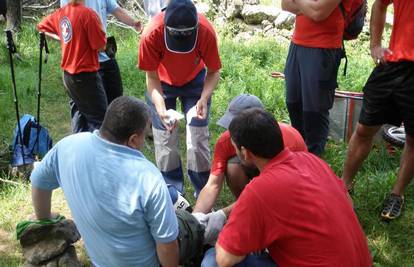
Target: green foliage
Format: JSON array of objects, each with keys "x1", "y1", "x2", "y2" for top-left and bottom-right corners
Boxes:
[{"x1": 0, "y1": 20, "x2": 413, "y2": 267}]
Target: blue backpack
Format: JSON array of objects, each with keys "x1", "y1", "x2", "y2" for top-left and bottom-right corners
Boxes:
[{"x1": 11, "y1": 114, "x2": 52, "y2": 167}]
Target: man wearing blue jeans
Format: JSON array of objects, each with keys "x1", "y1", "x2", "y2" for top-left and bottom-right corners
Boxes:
[{"x1": 139, "y1": 0, "x2": 221, "y2": 195}]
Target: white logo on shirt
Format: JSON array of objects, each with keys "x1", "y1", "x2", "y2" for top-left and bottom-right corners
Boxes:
[{"x1": 60, "y1": 16, "x2": 72, "y2": 44}]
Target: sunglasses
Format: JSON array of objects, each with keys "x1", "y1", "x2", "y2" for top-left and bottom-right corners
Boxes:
[{"x1": 166, "y1": 25, "x2": 198, "y2": 37}]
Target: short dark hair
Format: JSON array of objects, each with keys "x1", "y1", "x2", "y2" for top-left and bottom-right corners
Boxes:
[
  {"x1": 229, "y1": 108, "x2": 284, "y2": 159},
  {"x1": 100, "y1": 96, "x2": 151, "y2": 144}
]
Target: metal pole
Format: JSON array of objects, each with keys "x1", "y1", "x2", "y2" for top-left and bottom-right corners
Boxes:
[{"x1": 5, "y1": 30, "x2": 25, "y2": 165}]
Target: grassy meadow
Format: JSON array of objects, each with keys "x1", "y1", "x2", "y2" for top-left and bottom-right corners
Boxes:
[{"x1": 0, "y1": 12, "x2": 413, "y2": 267}]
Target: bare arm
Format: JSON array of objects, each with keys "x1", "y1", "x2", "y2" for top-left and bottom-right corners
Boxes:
[
  {"x1": 194, "y1": 174, "x2": 225, "y2": 213},
  {"x1": 111, "y1": 7, "x2": 142, "y2": 32},
  {"x1": 31, "y1": 187, "x2": 53, "y2": 220},
  {"x1": 281, "y1": 0, "x2": 302, "y2": 14},
  {"x1": 370, "y1": 0, "x2": 392, "y2": 64},
  {"x1": 146, "y1": 71, "x2": 176, "y2": 131},
  {"x1": 294, "y1": 0, "x2": 341, "y2": 22},
  {"x1": 216, "y1": 243, "x2": 245, "y2": 267},
  {"x1": 196, "y1": 70, "x2": 220, "y2": 119},
  {"x1": 157, "y1": 240, "x2": 179, "y2": 267}
]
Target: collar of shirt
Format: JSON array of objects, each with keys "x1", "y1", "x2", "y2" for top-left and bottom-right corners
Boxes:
[{"x1": 92, "y1": 130, "x2": 145, "y2": 158}]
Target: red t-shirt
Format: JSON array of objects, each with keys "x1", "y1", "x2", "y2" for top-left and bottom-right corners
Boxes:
[
  {"x1": 218, "y1": 150, "x2": 372, "y2": 267},
  {"x1": 37, "y1": 3, "x2": 106, "y2": 74},
  {"x1": 138, "y1": 12, "x2": 221, "y2": 86},
  {"x1": 293, "y1": 1, "x2": 351, "y2": 49},
  {"x1": 210, "y1": 123, "x2": 307, "y2": 176},
  {"x1": 382, "y1": 0, "x2": 414, "y2": 62}
]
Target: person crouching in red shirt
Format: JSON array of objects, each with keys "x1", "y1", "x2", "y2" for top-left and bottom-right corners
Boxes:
[
  {"x1": 37, "y1": 0, "x2": 107, "y2": 133},
  {"x1": 210, "y1": 108, "x2": 372, "y2": 267}
]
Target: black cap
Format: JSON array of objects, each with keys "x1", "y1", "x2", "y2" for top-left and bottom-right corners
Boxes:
[{"x1": 164, "y1": 0, "x2": 198, "y2": 53}]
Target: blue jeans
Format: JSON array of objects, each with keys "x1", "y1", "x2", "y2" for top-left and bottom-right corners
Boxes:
[{"x1": 201, "y1": 247, "x2": 277, "y2": 267}]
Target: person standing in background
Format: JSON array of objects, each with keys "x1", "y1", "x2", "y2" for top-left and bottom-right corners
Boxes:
[
  {"x1": 281, "y1": 0, "x2": 349, "y2": 155},
  {"x1": 38, "y1": 0, "x2": 107, "y2": 132}
]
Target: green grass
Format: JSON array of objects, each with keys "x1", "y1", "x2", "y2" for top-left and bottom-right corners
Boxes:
[{"x1": 1, "y1": 19, "x2": 413, "y2": 267}]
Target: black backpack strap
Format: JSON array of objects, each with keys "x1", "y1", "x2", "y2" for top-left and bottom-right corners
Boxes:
[
  {"x1": 342, "y1": 39, "x2": 348, "y2": 76},
  {"x1": 339, "y1": 1, "x2": 346, "y2": 18}
]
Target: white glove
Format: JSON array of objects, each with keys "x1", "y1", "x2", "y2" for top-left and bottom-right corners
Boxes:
[
  {"x1": 192, "y1": 212, "x2": 209, "y2": 227},
  {"x1": 204, "y1": 209, "x2": 227, "y2": 246}
]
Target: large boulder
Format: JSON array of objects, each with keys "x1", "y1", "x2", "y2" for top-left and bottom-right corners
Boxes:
[
  {"x1": 241, "y1": 4, "x2": 280, "y2": 24},
  {"x1": 274, "y1": 10, "x2": 295, "y2": 30},
  {"x1": 19, "y1": 219, "x2": 81, "y2": 265}
]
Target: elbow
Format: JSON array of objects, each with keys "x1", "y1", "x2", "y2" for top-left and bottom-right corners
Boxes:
[
  {"x1": 216, "y1": 252, "x2": 228, "y2": 267},
  {"x1": 307, "y1": 10, "x2": 330, "y2": 22}
]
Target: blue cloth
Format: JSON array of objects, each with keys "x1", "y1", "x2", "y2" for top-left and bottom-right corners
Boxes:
[
  {"x1": 60, "y1": 0, "x2": 119, "y2": 62},
  {"x1": 201, "y1": 247, "x2": 278, "y2": 267},
  {"x1": 30, "y1": 131, "x2": 179, "y2": 267}
]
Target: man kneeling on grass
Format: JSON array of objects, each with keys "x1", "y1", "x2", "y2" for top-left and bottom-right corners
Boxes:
[
  {"x1": 193, "y1": 94, "x2": 307, "y2": 246},
  {"x1": 30, "y1": 96, "x2": 179, "y2": 267},
  {"x1": 208, "y1": 108, "x2": 372, "y2": 267}
]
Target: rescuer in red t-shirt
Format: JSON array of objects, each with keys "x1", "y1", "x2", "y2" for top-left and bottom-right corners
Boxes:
[
  {"x1": 37, "y1": 0, "x2": 107, "y2": 133},
  {"x1": 281, "y1": 0, "x2": 351, "y2": 156},
  {"x1": 192, "y1": 94, "x2": 307, "y2": 245},
  {"x1": 138, "y1": 0, "x2": 221, "y2": 196},
  {"x1": 343, "y1": 0, "x2": 414, "y2": 221},
  {"x1": 205, "y1": 108, "x2": 372, "y2": 267}
]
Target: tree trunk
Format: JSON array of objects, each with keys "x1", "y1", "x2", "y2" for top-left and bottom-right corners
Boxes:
[{"x1": 6, "y1": 0, "x2": 22, "y2": 31}]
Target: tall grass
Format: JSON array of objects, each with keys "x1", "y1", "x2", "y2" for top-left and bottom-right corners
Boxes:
[{"x1": 0, "y1": 18, "x2": 413, "y2": 266}]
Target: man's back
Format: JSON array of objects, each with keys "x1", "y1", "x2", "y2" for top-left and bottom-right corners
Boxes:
[
  {"x1": 31, "y1": 131, "x2": 178, "y2": 267},
  {"x1": 218, "y1": 150, "x2": 371, "y2": 266}
]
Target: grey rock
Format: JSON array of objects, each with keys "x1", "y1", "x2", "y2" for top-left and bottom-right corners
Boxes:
[
  {"x1": 22, "y1": 246, "x2": 81, "y2": 267},
  {"x1": 225, "y1": 3, "x2": 243, "y2": 19},
  {"x1": 385, "y1": 13, "x2": 393, "y2": 27},
  {"x1": 57, "y1": 246, "x2": 82, "y2": 267},
  {"x1": 20, "y1": 219, "x2": 80, "y2": 265},
  {"x1": 243, "y1": 0, "x2": 259, "y2": 4},
  {"x1": 274, "y1": 11, "x2": 295, "y2": 30},
  {"x1": 195, "y1": 2, "x2": 210, "y2": 14},
  {"x1": 241, "y1": 4, "x2": 280, "y2": 24}
]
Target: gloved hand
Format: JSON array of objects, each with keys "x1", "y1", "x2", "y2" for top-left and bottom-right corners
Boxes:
[
  {"x1": 192, "y1": 212, "x2": 208, "y2": 228},
  {"x1": 204, "y1": 209, "x2": 227, "y2": 246}
]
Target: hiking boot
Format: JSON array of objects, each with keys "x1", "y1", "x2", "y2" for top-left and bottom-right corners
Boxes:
[{"x1": 381, "y1": 193, "x2": 404, "y2": 220}]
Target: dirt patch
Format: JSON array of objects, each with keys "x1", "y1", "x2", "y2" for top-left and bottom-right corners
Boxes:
[{"x1": 0, "y1": 228, "x2": 22, "y2": 259}]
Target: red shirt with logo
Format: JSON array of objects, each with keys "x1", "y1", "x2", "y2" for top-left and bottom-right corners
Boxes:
[
  {"x1": 218, "y1": 150, "x2": 372, "y2": 267},
  {"x1": 37, "y1": 3, "x2": 106, "y2": 74},
  {"x1": 293, "y1": 1, "x2": 351, "y2": 49},
  {"x1": 381, "y1": 0, "x2": 414, "y2": 62},
  {"x1": 210, "y1": 123, "x2": 307, "y2": 176},
  {"x1": 138, "y1": 12, "x2": 221, "y2": 86}
]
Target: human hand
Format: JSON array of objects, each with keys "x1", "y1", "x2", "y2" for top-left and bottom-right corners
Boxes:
[
  {"x1": 133, "y1": 20, "x2": 143, "y2": 33},
  {"x1": 158, "y1": 110, "x2": 177, "y2": 132},
  {"x1": 370, "y1": 45, "x2": 393, "y2": 65},
  {"x1": 270, "y1": 71, "x2": 285, "y2": 79},
  {"x1": 204, "y1": 209, "x2": 227, "y2": 245},
  {"x1": 192, "y1": 212, "x2": 209, "y2": 227},
  {"x1": 196, "y1": 98, "x2": 208, "y2": 120}
]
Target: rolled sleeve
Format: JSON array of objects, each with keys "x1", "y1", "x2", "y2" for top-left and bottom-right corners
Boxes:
[
  {"x1": 30, "y1": 146, "x2": 60, "y2": 191},
  {"x1": 145, "y1": 179, "x2": 179, "y2": 243},
  {"x1": 106, "y1": 0, "x2": 120, "y2": 14}
]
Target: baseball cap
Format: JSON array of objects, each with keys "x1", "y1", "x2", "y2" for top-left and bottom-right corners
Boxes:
[
  {"x1": 164, "y1": 0, "x2": 198, "y2": 53},
  {"x1": 217, "y1": 94, "x2": 265, "y2": 129}
]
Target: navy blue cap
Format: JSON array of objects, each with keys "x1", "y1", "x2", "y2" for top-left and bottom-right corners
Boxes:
[{"x1": 164, "y1": 0, "x2": 198, "y2": 53}]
